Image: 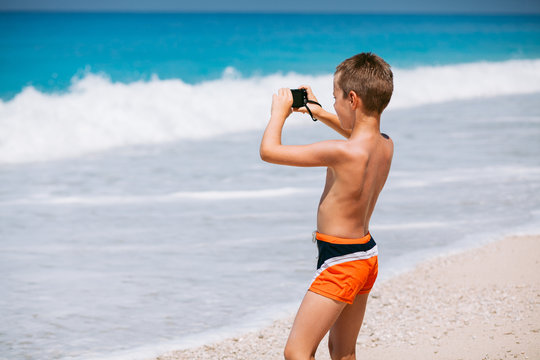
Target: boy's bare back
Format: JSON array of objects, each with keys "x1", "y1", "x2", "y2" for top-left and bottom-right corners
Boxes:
[{"x1": 317, "y1": 132, "x2": 393, "y2": 239}]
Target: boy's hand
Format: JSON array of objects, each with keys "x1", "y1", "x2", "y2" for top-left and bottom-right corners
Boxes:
[
  {"x1": 293, "y1": 85, "x2": 323, "y2": 117},
  {"x1": 271, "y1": 88, "x2": 293, "y2": 119}
]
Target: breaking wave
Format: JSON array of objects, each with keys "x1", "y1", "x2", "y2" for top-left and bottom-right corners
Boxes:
[{"x1": 1, "y1": 59, "x2": 539, "y2": 164}]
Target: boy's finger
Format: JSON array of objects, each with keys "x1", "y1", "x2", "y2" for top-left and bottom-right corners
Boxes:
[
  {"x1": 300, "y1": 85, "x2": 316, "y2": 100},
  {"x1": 283, "y1": 88, "x2": 292, "y2": 100}
]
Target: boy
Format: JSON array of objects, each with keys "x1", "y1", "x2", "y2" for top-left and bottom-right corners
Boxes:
[{"x1": 260, "y1": 53, "x2": 394, "y2": 360}]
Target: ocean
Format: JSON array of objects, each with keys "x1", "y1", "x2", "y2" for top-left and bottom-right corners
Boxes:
[{"x1": 1, "y1": 12, "x2": 540, "y2": 360}]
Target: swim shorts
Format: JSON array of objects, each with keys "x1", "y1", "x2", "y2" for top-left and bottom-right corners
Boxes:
[{"x1": 309, "y1": 231, "x2": 378, "y2": 304}]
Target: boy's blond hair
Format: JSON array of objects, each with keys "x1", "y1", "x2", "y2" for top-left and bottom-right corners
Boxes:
[{"x1": 335, "y1": 52, "x2": 393, "y2": 115}]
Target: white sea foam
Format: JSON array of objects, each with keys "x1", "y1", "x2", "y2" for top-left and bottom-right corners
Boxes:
[
  {"x1": 1, "y1": 59, "x2": 539, "y2": 164},
  {"x1": 1, "y1": 187, "x2": 316, "y2": 206},
  {"x1": 372, "y1": 221, "x2": 450, "y2": 230},
  {"x1": 391, "y1": 59, "x2": 540, "y2": 108},
  {"x1": 389, "y1": 165, "x2": 540, "y2": 189}
]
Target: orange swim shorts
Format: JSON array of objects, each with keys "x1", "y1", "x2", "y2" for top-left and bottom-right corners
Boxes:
[{"x1": 309, "y1": 231, "x2": 378, "y2": 304}]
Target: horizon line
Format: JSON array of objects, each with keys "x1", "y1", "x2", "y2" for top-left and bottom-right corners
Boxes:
[{"x1": 1, "y1": 9, "x2": 540, "y2": 16}]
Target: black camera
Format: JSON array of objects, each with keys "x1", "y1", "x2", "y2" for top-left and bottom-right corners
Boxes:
[
  {"x1": 289, "y1": 88, "x2": 321, "y2": 121},
  {"x1": 291, "y1": 88, "x2": 308, "y2": 108}
]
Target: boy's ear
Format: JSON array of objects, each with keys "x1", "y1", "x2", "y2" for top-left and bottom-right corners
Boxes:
[{"x1": 348, "y1": 90, "x2": 361, "y2": 110}]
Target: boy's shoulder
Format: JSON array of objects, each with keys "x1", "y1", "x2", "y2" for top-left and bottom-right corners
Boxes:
[
  {"x1": 338, "y1": 132, "x2": 393, "y2": 163},
  {"x1": 381, "y1": 133, "x2": 394, "y2": 151}
]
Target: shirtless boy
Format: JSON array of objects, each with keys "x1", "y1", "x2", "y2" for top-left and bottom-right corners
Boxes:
[{"x1": 260, "y1": 53, "x2": 394, "y2": 360}]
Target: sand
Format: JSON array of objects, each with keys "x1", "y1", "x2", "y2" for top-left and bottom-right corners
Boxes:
[{"x1": 156, "y1": 235, "x2": 540, "y2": 360}]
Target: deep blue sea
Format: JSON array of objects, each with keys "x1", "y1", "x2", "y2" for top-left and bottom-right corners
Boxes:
[
  {"x1": 2, "y1": 13, "x2": 540, "y2": 100},
  {"x1": 1, "y1": 12, "x2": 540, "y2": 360}
]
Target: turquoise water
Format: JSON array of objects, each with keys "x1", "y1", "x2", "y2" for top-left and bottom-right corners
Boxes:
[
  {"x1": 1, "y1": 12, "x2": 540, "y2": 360},
  {"x1": 1, "y1": 13, "x2": 539, "y2": 99}
]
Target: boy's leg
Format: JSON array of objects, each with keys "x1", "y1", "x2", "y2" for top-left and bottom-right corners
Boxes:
[
  {"x1": 284, "y1": 290, "x2": 347, "y2": 360},
  {"x1": 327, "y1": 292, "x2": 370, "y2": 360}
]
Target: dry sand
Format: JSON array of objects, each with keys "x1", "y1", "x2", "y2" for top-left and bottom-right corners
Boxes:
[{"x1": 156, "y1": 235, "x2": 540, "y2": 360}]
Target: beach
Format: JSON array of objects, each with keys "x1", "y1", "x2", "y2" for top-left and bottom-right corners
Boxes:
[
  {"x1": 2, "y1": 13, "x2": 540, "y2": 359},
  {"x1": 156, "y1": 234, "x2": 540, "y2": 360}
]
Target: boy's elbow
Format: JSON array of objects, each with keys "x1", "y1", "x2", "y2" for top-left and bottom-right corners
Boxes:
[
  {"x1": 259, "y1": 144, "x2": 279, "y2": 163},
  {"x1": 259, "y1": 145, "x2": 271, "y2": 162}
]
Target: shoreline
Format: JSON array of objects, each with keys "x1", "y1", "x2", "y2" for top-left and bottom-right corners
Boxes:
[{"x1": 155, "y1": 234, "x2": 540, "y2": 360}]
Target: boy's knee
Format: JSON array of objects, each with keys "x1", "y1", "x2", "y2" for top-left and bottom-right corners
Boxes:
[
  {"x1": 283, "y1": 346, "x2": 297, "y2": 360},
  {"x1": 283, "y1": 345, "x2": 301, "y2": 360},
  {"x1": 328, "y1": 339, "x2": 355, "y2": 360},
  {"x1": 283, "y1": 343, "x2": 313, "y2": 360},
  {"x1": 329, "y1": 350, "x2": 356, "y2": 360},
  {"x1": 283, "y1": 343, "x2": 296, "y2": 360}
]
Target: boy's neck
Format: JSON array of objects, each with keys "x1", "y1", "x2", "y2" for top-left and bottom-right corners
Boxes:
[{"x1": 350, "y1": 112, "x2": 381, "y2": 138}]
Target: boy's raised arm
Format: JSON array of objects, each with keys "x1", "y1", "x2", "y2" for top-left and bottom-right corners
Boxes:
[
  {"x1": 260, "y1": 88, "x2": 344, "y2": 167},
  {"x1": 295, "y1": 85, "x2": 351, "y2": 139}
]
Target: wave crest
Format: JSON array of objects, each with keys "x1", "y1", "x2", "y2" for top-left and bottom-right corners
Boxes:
[{"x1": 1, "y1": 59, "x2": 539, "y2": 164}]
